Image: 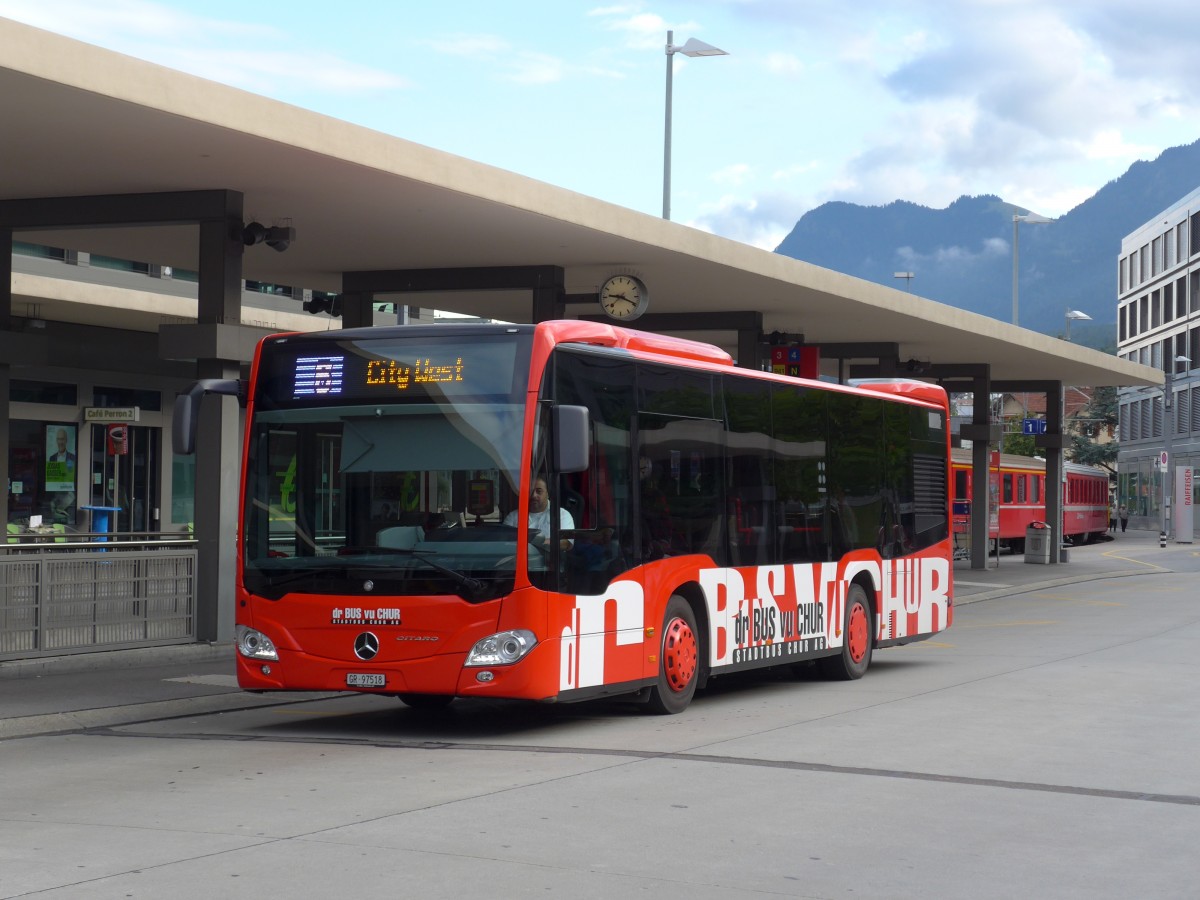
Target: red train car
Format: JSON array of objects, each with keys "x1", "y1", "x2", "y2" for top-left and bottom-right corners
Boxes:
[{"x1": 951, "y1": 449, "x2": 1110, "y2": 552}]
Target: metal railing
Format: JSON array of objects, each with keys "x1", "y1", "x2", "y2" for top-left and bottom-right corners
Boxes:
[{"x1": 0, "y1": 536, "x2": 197, "y2": 659}]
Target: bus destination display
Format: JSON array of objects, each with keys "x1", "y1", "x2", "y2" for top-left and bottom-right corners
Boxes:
[
  {"x1": 365, "y1": 356, "x2": 464, "y2": 390},
  {"x1": 292, "y1": 354, "x2": 465, "y2": 400},
  {"x1": 293, "y1": 355, "x2": 345, "y2": 397}
]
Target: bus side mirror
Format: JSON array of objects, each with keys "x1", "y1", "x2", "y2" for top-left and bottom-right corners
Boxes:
[
  {"x1": 553, "y1": 405, "x2": 589, "y2": 474},
  {"x1": 173, "y1": 379, "x2": 242, "y2": 455}
]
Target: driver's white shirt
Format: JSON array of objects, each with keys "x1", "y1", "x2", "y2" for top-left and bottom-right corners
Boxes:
[{"x1": 504, "y1": 506, "x2": 574, "y2": 543}]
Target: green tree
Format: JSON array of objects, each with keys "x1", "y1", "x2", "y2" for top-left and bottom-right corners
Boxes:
[
  {"x1": 1068, "y1": 386, "x2": 1119, "y2": 472},
  {"x1": 1001, "y1": 431, "x2": 1036, "y2": 456}
]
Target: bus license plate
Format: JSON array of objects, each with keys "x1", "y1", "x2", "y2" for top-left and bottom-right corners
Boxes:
[{"x1": 346, "y1": 673, "x2": 385, "y2": 688}]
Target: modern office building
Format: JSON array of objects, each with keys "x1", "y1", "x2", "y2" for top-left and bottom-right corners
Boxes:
[{"x1": 1115, "y1": 187, "x2": 1200, "y2": 534}]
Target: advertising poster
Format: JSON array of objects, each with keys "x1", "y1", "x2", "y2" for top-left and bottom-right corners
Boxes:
[{"x1": 45, "y1": 425, "x2": 77, "y2": 492}]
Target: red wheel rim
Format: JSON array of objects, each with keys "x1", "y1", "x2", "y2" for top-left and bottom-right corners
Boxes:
[
  {"x1": 662, "y1": 616, "x2": 698, "y2": 693},
  {"x1": 846, "y1": 602, "x2": 868, "y2": 664}
]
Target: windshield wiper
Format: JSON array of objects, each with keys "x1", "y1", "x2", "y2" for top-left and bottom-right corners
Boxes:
[
  {"x1": 253, "y1": 553, "x2": 486, "y2": 600},
  {"x1": 338, "y1": 547, "x2": 488, "y2": 597}
]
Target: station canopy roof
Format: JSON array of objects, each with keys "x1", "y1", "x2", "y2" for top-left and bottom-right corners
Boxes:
[{"x1": 0, "y1": 18, "x2": 1157, "y2": 389}]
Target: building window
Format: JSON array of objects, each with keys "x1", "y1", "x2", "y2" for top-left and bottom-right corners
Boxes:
[
  {"x1": 1178, "y1": 276, "x2": 1188, "y2": 317},
  {"x1": 1152, "y1": 289, "x2": 1161, "y2": 328},
  {"x1": 1180, "y1": 218, "x2": 1190, "y2": 261},
  {"x1": 1139, "y1": 295, "x2": 1149, "y2": 332},
  {"x1": 1164, "y1": 284, "x2": 1174, "y2": 323},
  {"x1": 12, "y1": 241, "x2": 67, "y2": 261},
  {"x1": 10, "y1": 379, "x2": 77, "y2": 405},
  {"x1": 1192, "y1": 212, "x2": 1200, "y2": 256},
  {"x1": 1152, "y1": 236, "x2": 1162, "y2": 276},
  {"x1": 1119, "y1": 305, "x2": 1127, "y2": 341},
  {"x1": 90, "y1": 254, "x2": 151, "y2": 275},
  {"x1": 7, "y1": 420, "x2": 80, "y2": 528}
]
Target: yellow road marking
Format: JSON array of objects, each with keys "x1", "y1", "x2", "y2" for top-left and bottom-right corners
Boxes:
[{"x1": 1100, "y1": 549, "x2": 1170, "y2": 571}]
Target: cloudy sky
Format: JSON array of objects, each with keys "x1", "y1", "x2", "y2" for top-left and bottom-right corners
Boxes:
[{"x1": 2, "y1": 0, "x2": 1198, "y2": 250}]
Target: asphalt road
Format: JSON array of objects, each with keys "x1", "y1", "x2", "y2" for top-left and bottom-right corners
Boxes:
[{"x1": 3, "y1": 545, "x2": 1199, "y2": 899}]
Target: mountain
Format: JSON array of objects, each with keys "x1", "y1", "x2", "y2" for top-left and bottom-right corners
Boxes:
[{"x1": 773, "y1": 139, "x2": 1200, "y2": 349}]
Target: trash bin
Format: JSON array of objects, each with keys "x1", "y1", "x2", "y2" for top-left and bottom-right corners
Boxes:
[{"x1": 1024, "y1": 521, "x2": 1051, "y2": 564}]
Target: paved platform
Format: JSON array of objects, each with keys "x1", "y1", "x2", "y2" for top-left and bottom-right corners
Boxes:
[{"x1": 1, "y1": 527, "x2": 1188, "y2": 740}]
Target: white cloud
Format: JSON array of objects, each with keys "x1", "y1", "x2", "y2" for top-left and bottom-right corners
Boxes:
[
  {"x1": 711, "y1": 164, "x2": 752, "y2": 186},
  {"x1": 764, "y1": 52, "x2": 803, "y2": 77},
  {"x1": 0, "y1": 0, "x2": 407, "y2": 95},
  {"x1": 505, "y1": 53, "x2": 568, "y2": 85},
  {"x1": 1082, "y1": 129, "x2": 1158, "y2": 161},
  {"x1": 691, "y1": 191, "x2": 810, "y2": 251}
]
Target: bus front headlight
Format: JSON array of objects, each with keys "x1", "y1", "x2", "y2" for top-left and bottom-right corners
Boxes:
[
  {"x1": 236, "y1": 625, "x2": 279, "y2": 661},
  {"x1": 465, "y1": 629, "x2": 536, "y2": 667}
]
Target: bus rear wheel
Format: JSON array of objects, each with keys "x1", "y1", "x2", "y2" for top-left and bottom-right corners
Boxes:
[
  {"x1": 818, "y1": 583, "x2": 872, "y2": 681},
  {"x1": 646, "y1": 596, "x2": 699, "y2": 715}
]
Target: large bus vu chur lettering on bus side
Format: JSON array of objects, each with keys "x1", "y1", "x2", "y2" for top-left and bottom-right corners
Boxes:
[{"x1": 175, "y1": 320, "x2": 953, "y2": 714}]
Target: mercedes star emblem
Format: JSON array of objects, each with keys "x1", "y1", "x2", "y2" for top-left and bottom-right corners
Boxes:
[{"x1": 354, "y1": 632, "x2": 380, "y2": 660}]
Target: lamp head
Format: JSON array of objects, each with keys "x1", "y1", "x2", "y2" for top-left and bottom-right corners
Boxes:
[{"x1": 668, "y1": 37, "x2": 728, "y2": 57}]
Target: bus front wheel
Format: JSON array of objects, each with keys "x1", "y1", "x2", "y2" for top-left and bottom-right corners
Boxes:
[
  {"x1": 646, "y1": 596, "x2": 699, "y2": 715},
  {"x1": 819, "y1": 583, "x2": 873, "y2": 681}
]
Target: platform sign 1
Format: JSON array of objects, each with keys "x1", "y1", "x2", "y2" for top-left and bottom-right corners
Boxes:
[{"x1": 1022, "y1": 418, "x2": 1047, "y2": 435}]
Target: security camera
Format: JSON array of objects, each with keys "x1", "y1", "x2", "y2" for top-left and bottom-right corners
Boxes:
[{"x1": 242, "y1": 222, "x2": 295, "y2": 252}]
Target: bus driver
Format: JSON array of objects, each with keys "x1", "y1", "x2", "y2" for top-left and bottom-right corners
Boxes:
[{"x1": 505, "y1": 476, "x2": 573, "y2": 550}]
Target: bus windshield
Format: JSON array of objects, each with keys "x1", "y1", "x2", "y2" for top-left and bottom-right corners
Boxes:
[{"x1": 240, "y1": 330, "x2": 533, "y2": 601}]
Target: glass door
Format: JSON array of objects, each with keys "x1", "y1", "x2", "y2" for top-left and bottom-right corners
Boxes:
[{"x1": 88, "y1": 424, "x2": 161, "y2": 534}]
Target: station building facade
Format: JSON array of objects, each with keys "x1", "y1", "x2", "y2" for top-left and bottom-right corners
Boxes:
[
  {"x1": 6, "y1": 240, "x2": 385, "y2": 541},
  {"x1": 1115, "y1": 187, "x2": 1200, "y2": 533}
]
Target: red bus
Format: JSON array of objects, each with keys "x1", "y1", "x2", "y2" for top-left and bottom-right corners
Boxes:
[
  {"x1": 951, "y1": 449, "x2": 1110, "y2": 553},
  {"x1": 175, "y1": 320, "x2": 954, "y2": 714}
]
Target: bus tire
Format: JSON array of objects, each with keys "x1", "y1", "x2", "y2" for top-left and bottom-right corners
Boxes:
[
  {"x1": 818, "y1": 583, "x2": 872, "y2": 681},
  {"x1": 646, "y1": 596, "x2": 700, "y2": 715},
  {"x1": 396, "y1": 693, "x2": 455, "y2": 711}
]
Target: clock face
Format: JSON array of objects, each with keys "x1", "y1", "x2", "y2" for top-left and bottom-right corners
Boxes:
[{"x1": 599, "y1": 275, "x2": 648, "y2": 321}]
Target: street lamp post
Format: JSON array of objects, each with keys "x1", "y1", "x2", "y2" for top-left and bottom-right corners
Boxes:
[
  {"x1": 1064, "y1": 308, "x2": 1091, "y2": 341},
  {"x1": 1012, "y1": 212, "x2": 1053, "y2": 326},
  {"x1": 663, "y1": 30, "x2": 728, "y2": 220},
  {"x1": 1163, "y1": 354, "x2": 1192, "y2": 540}
]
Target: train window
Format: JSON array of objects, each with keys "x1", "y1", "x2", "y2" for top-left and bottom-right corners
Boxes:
[
  {"x1": 954, "y1": 469, "x2": 968, "y2": 500},
  {"x1": 1003, "y1": 473, "x2": 1013, "y2": 504},
  {"x1": 1032, "y1": 476, "x2": 1041, "y2": 504},
  {"x1": 1017, "y1": 475, "x2": 1027, "y2": 503}
]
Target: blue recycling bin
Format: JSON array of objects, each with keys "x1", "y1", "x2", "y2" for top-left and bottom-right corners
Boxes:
[{"x1": 80, "y1": 505, "x2": 122, "y2": 546}]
